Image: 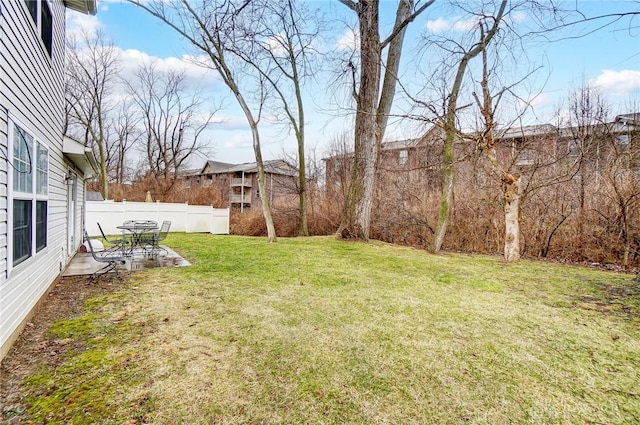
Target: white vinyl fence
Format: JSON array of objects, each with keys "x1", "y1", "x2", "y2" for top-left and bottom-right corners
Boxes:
[{"x1": 86, "y1": 200, "x2": 229, "y2": 237}]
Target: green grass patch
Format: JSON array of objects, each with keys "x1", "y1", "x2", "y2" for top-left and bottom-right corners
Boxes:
[{"x1": 19, "y1": 235, "x2": 640, "y2": 424}]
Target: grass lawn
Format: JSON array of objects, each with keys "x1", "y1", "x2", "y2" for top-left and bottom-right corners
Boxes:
[{"x1": 13, "y1": 234, "x2": 640, "y2": 424}]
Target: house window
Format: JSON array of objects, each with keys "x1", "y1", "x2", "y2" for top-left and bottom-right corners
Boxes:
[
  {"x1": 40, "y1": 0, "x2": 53, "y2": 56},
  {"x1": 24, "y1": 1, "x2": 53, "y2": 57},
  {"x1": 13, "y1": 200, "x2": 32, "y2": 266},
  {"x1": 399, "y1": 149, "x2": 408, "y2": 165},
  {"x1": 10, "y1": 121, "x2": 49, "y2": 268},
  {"x1": 25, "y1": 0, "x2": 37, "y2": 23}
]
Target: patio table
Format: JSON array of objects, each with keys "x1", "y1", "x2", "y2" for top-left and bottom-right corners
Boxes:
[{"x1": 117, "y1": 221, "x2": 159, "y2": 255}]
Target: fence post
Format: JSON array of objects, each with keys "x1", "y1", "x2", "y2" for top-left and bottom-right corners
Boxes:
[{"x1": 184, "y1": 201, "x2": 189, "y2": 233}]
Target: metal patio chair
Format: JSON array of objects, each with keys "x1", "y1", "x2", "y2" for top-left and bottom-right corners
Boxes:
[
  {"x1": 139, "y1": 220, "x2": 171, "y2": 258},
  {"x1": 97, "y1": 222, "x2": 130, "y2": 253},
  {"x1": 84, "y1": 230, "x2": 127, "y2": 279}
]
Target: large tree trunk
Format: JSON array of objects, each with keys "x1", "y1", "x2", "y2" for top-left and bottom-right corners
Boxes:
[
  {"x1": 298, "y1": 147, "x2": 308, "y2": 236},
  {"x1": 337, "y1": 0, "x2": 430, "y2": 240},
  {"x1": 295, "y1": 83, "x2": 308, "y2": 236},
  {"x1": 433, "y1": 139, "x2": 454, "y2": 252},
  {"x1": 376, "y1": 0, "x2": 412, "y2": 133},
  {"x1": 504, "y1": 175, "x2": 521, "y2": 262},
  {"x1": 432, "y1": 60, "x2": 466, "y2": 253},
  {"x1": 339, "y1": 0, "x2": 381, "y2": 241},
  {"x1": 432, "y1": 0, "x2": 507, "y2": 253},
  {"x1": 246, "y1": 109, "x2": 277, "y2": 243}
]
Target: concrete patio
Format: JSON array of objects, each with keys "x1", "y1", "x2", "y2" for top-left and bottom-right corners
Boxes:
[{"x1": 63, "y1": 245, "x2": 191, "y2": 277}]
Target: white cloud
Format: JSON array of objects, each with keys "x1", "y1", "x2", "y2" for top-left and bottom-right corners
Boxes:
[
  {"x1": 223, "y1": 133, "x2": 253, "y2": 150},
  {"x1": 426, "y1": 17, "x2": 448, "y2": 33},
  {"x1": 336, "y1": 29, "x2": 359, "y2": 51},
  {"x1": 265, "y1": 34, "x2": 288, "y2": 55},
  {"x1": 117, "y1": 49, "x2": 218, "y2": 88},
  {"x1": 510, "y1": 11, "x2": 527, "y2": 23},
  {"x1": 66, "y1": 9, "x2": 103, "y2": 40},
  {"x1": 426, "y1": 16, "x2": 479, "y2": 33},
  {"x1": 214, "y1": 115, "x2": 250, "y2": 131},
  {"x1": 453, "y1": 18, "x2": 479, "y2": 32},
  {"x1": 590, "y1": 69, "x2": 640, "y2": 97},
  {"x1": 517, "y1": 92, "x2": 549, "y2": 111}
]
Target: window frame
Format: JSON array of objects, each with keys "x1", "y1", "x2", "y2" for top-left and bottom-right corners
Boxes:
[
  {"x1": 7, "y1": 117, "x2": 50, "y2": 274},
  {"x1": 23, "y1": 0, "x2": 54, "y2": 58},
  {"x1": 615, "y1": 135, "x2": 630, "y2": 153},
  {"x1": 568, "y1": 139, "x2": 579, "y2": 157},
  {"x1": 399, "y1": 149, "x2": 408, "y2": 165}
]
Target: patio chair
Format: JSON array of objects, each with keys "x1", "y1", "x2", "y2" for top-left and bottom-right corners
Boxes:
[
  {"x1": 84, "y1": 230, "x2": 127, "y2": 280},
  {"x1": 97, "y1": 222, "x2": 130, "y2": 253},
  {"x1": 155, "y1": 220, "x2": 171, "y2": 248},
  {"x1": 139, "y1": 220, "x2": 171, "y2": 258}
]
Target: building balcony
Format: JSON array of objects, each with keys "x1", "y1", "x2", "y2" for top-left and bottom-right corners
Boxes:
[
  {"x1": 231, "y1": 177, "x2": 252, "y2": 187},
  {"x1": 230, "y1": 194, "x2": 251, "y2": 204}
]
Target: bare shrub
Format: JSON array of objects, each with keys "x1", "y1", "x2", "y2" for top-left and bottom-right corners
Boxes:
[{"x1": 230, "y1": 208, "x2": 266, "y2": 236}]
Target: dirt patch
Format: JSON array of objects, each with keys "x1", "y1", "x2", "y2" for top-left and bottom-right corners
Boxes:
[
  {"x1": 0, "y1": 275, "x2": 126, "y2": 424},
  {"x1": 576, "y1": 280, "x2": 640, "y2": 319}
]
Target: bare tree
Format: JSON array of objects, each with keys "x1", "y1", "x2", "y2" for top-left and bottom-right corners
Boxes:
[
  {"x1": 129, "y1": 0, "x2": 279, "y2": 242},
  {"x1": 430, "y1": 0, "x2": 507, "y2": 253},
  {"x1": 65, "y1": 30, "x2": 120, "y2": 199},
  {"x1": 232, "y1": 0, "x2": 321, "y2": 236},
  {"x1": 470, "y1": 19, "x2": 522, "y2": 262},
  {"x1": 601, "y1": 133, "x2": 640, "y2": 268},
  {"x1": 125, "y1": 61, "x2": 216, "y2": 198},
  {"x1": 564, "y1": 83, "x2": 610, "y2": 256},
  {"x1": 337, "y1": 0, "x2": 435, "y2": 240},
  {"x1": 108, "y1": 102, "x2": 142, "y2": 184},
  {"x1": 324, "y1": 131, "x2": 355, "y2": 203}
]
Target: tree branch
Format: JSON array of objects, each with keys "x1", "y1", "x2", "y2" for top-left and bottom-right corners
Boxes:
[{"x1": 381, "y1": 0, "x2": 435, "y2": 49}]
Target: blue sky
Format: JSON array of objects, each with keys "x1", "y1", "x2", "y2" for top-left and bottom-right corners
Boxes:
[{"x1": 67, "y1": 1, "x2": 640, "y2": 166}]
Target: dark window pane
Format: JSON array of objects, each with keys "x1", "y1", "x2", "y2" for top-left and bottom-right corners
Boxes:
[
  {"x1": 25, "y1": 1, "x2": 37, "y2": 24},
  {"x1": 13, "y1": 200, "x2": 32, "y2": 266},
  {"x1": 41, "y1": 0, "x2": 53, "y2": 56},
  {"x1": 36, "y1": 201, "x2": 47, "y2": 252}
]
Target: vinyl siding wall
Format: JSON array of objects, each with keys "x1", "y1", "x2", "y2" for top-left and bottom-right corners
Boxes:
[{"x1": 0, "y1": 0, "x2": 73, "y2": 359}]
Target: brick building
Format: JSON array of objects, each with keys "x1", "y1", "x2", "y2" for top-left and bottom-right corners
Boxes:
[
  {"x1": 185, "y1": 159, "x2": 298, "y2": 210},
  {"x1": 324, "y1": 113, "x2": 639, "y2": 197}
]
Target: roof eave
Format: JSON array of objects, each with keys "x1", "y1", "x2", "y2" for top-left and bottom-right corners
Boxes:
[
  {"x1": 64, "y1": 0, "x2": 97, "y2": 15},
  {"x1": 63, "y1": 137, "x2": 99, "y2": 178}
]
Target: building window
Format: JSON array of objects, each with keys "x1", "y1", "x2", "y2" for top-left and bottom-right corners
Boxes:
[
  {"x1": 10, "y1": 121, "x2": 49, "y2": 268},
  {"x1": 40, "y1": 0, "x2": 53, "y2": 56},
  {"x1": 25, "y1": 0, "x2": 37, "y2": 23},
  {"x1": 616, "y1": 135, "x2": 630, "y2": 153},
  {"x1": 516, "y1": 148, "x2": 535, "y2": 166},
  {"x1": 13, "y1": 200, "x2": 32, "y2": 266},
  {"x1": 568, "y1": 139, "x2": 579, "y2": 157},
  {"x1": 399, "y1": 149, "x2": 408, "y2": 165},
  {"x1": 24, "y1": 1, "x2": 53, "y2": 57}
]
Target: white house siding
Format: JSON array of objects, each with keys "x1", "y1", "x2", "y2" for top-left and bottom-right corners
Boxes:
[{"x1": 0, "y1": 1, "x2": 74, "y2": 359}]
